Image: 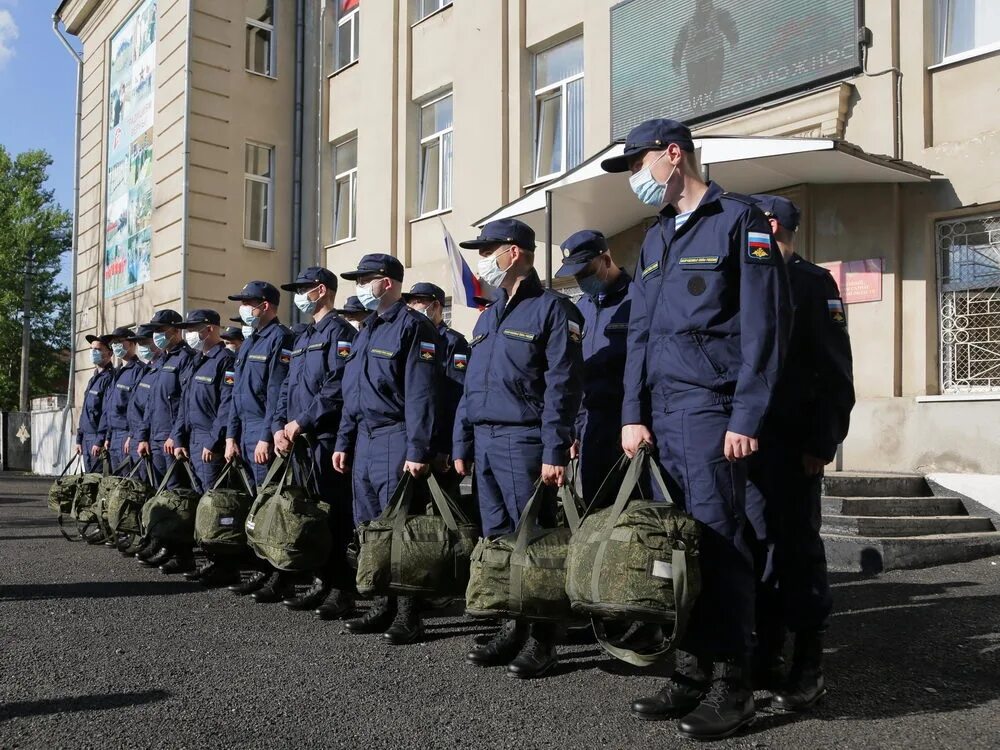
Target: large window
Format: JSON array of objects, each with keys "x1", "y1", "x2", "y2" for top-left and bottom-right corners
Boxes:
[
  {"x1": 935, "y1": 0, "x2": 1000, "y2": 63},
  {"x1": 418, "y1": 92, "x2": 453, "y2": 216},
  {"x1": 937, "y1": 212, "x2": 1000, "y2": 392},
  {"x1": 244, "y1": 143, "x2": 274, "y2": 246},
  {"x1": 533, "y1": 36, "x2": 584, "y2": 182},
  {"x1": 333, "y1": 137, "x2": 358, "y2": 243},
  {"x1": 415, "y1": 0, "x2": 452, "y2": 23},
  {"x1": 336, "y1": 0, "x2": 360, "y2": 70},
  {"x1": 246, "y1": 0, "x2": 276, "y2": 77}
]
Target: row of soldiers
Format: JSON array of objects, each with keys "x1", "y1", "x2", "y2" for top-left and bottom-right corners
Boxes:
[{"x1": 74, "y1": 117, "x2": 854, "y2": 741}]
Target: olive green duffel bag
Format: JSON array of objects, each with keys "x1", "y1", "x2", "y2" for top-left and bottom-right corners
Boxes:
[
  {"x1": 245, "y1": 450, "x2": 331, "y2": 572},
  {"x1": 465, "y1": 480, "x2": 581, "y2": 622},
  {"x1": 69, "y1": 452, "x2": 110, "y2": 523},
  {"x1": 48, "y1": 455, "x2": 84, "y2": 515},
  {"x1": 90, "y1": 458, "x2": 135, "y2": 541},
  {"x1": 194, "y1": 458, "x2": 255, "y2": 555},
  {"x1": 565, "y1": 447, "x2": 701, "y2": 666},
  {"x1": 142, "y1": 460, "x2": 202, "y2": 544},
  {"x1": 106, "y1": 458, "x2": 156, "y2": 537},
  {"x1": 356, "y1": 473, "x2": 479, "y2": 597}
]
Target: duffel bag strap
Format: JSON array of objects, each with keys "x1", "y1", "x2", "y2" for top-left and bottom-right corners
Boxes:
[
  {"x1": 387, "y1": 474, "x2": 415, "y2": 584},
  {"x1": 558, "y1": 480, "x2": 582, "y2": 533},
  {"x1": 246, "y1": 454, "x2": 287, "y2": 521},
  {"x1": 112, "y1": 456, "x2": 133, "y2": 476},
  {"x1": 153, "y1": 457, "x2": 181, "y2": 495},
  {"x1": 56, "y1": 454, "x2": 80, "y2": 478},
  {"x1": 508, "y1": 479, "x2": 552, "y2": 612},
  {"x1": 425, "y1": 474, "x2": 466, "y2": 531}
]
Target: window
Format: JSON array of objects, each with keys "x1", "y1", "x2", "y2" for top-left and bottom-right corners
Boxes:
[
  {"x1": 937, "y1": 212, "x2": 1000, "y2": 392},
  {"x1": 533, "y1": 36, "x2": 584, "y2": 182},
  {"x1": 244, "y1": 143, "x2": 274, "y2": 246},
  {"x1": 246, "y1": 0, "x2": 276, "y2": 76},
  {"x1": 415, "y1": 0, "x2": 452, "y2": 23},
  {"x1": 336, "y1": 0, "x2": 360, "y2": 70},
  {"x1": 418, "y1": 93, "x2": 453, "y2": 216},
  {"x1": 333, "y1": 137, "x2": 358, "y2": 243},
  {"x1": 935, "y1": 0, "x2": 1000, "y2": 63}
]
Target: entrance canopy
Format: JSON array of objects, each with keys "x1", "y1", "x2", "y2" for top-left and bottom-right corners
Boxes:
[{"x1": 476, "y1": 136, "x2": 936, "y2": 246}]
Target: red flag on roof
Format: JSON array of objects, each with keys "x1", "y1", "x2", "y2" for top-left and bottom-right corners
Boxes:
[{"x1": 342, "y1": 0, "x2": 359, "y2": 11}]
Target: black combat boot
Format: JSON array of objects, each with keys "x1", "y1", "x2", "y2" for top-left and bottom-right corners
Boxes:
[
  {"x1": 466, "y1": 620, "x2": 527, "y2": 667},
  {"x1": 135, "y1": 537, "x2": 161, "y2": 561},
  {"x1": 282, "y1": 575, "x2": 331, "y2": 611},
  {"x1": 115, "y1": 534, "x2": 134, "y2": 553},
  {"x1": 141, "y1": 546, "x2": 172, "y2": 567},
  {"x1": 252, "y1": 571, "x2": 293, "y2": 603},
  {"x1": 229, "y1": 570, "x2": 269, "y2": 596},
  {"x1": 507, "y1": 621, "x2": 560, "y2": 679},
  {"x1": 315, "y1": 589, "x2": 356, "y2": 620},
  {"x1": 677, "y1": 657, "x2": 755, "y2": 741},
  {"x1": 184, "y1": 560, "x2": 216, "y2": 581},
  {"x1": 752, "y1": 622, "x2": 787, "y2": 690},
  {"x1": 383, "y1": 596, "x2": 424, "y2": 645},
  {"x1": 773, "y1": 631, "x2": 826, "y2": 712},
  {"x1": 160, "y1": 549, "x2": 196, "y2": 574},
  {"x1": 344, "y1": 596, "x2": 397, "y2": 634},
  {"x1": 631, "y1": 649, "x2": 711, "y2": 721},
  {"x1": 123, "y1": 535, "x2": 149, "y2": 557},
  {"x1": 200, "y1": 563, "x2": 240, "y2": 588},
  {"x1": 84, "y1": 527, "x2": 106, "y2": 545}
]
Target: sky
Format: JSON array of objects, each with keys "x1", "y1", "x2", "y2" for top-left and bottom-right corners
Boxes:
[{"x1": 0, "y1": 0, "x2": 81, "y2": 287}]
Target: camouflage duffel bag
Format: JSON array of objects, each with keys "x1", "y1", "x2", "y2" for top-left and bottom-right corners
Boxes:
[
  {"x1": 245, "y1": 450, "x2": 331, "y2": 572},
  {"x1": 90, "y1": 458, "x2": 136, "y2": 540},
  {"x1": 47, "y1": 455, "x2": 84, "y2": 515},
  {"x1": 195, "y1": 458, "x2": 255, "y2": 555},
  {"x1": 465, "y1": 481, "x2": 580, "y2": 622},
  {"x1": 356, "y1": 473, "x2": 479, "y2": 597},
  {"x1": 107, "y1": 458, "x2": 157, "y2": 537},
  {"x1": 70, "y1": 452, "x2": 110, "y2": 523},
  {"x1": 142, "y1": 460, "x2": 202, "y2": 545},
  {"x1": 565, "y1": 447, "x2": 701, "y2": 666}
]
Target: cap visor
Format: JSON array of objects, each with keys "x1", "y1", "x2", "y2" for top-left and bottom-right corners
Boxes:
[
  {"x1": 555, "y1": 262, "x2": 589, "y2": 278},
  {"x1": 600, "y1": 154, "x2": 633, "y2": 173},
  {"x1": 339, "y1": 269, "x2": 366, "y2": 280},
  {"x1": 458, "y1": 239, "x2": 494, "y2": 249},
  {"x1": 279, "y1": 281, "x2": 313, "y2": 291},
  {"x1": 226, "y1": 293, "x2": 254, "y2": 301},
  {"x1": 84, "y1": 334, "x2": 101, "y2": 344}
]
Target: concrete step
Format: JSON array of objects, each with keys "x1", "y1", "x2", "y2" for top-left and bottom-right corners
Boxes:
[
  {"x1": 821, "y1": 514, "x2": 995, "y2": 537},
  {"x1": 824, "y1": 531, "x2": 1000, "y2": 573},
  {"x1": 822, "y1": 495, "x2": 967, "y2": 517},
  {"x1": 823, "y1": 472, "x2": 931, "y2": 498}
]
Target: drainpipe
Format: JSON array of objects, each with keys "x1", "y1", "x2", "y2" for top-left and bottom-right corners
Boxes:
[
  {"x1": 316, "y1": 0, "x2": 328, "y2": 266},
  {"x1": 544, "y1": 190, "x2": 553, "y2": 289},
  {"x1": 861, "y1": 15, "x2": 903, "y2": 160},
  {"x1": 52, "y1": 16, "x2": 82, "y2": 409},
  {"x1": 291, "y1": 0, "x2": 306, "y2": 321},
  {"x1": 180, "y1": 0, "x2": 194, "y2": 314}
]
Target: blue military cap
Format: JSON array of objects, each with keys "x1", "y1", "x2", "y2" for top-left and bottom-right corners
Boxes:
[
  {"x1": 88, "y1": 326, "x2": 135, "y2": 344},
  {"x1": 600, "y1": 118, "x2": 695, "y2": 173},
  {"x1": 401, "y1": 282, "x2": 446, "y2": 305},
  {"x1": 340, "y1": 253, "x2": 405, "y2": 282},
  {"x1": 176, "y1": 308, "x2": 221, "y2": 328},
  {"x1": 280, "y1": 266, "x2": 338, "y2": 292},
  {"x1": 219, "y1": 325, "x2": 244, "y2": 342},
  {"x1": 555, "y1": 230, "x2": 609, "y2": 278},
  {"x1": 125, "y1": 324, "x2": 157, "y2": 341},
  {"x1": 751, "y1": 194, "x2": 801, "y2": 232},
  {"x1": 227, "y1": 280, "x2": 280, "y2": 305},
  {"x1": 336, "y1": 296, "x2": 367, "y2": 315},
  {"x1": 460, "y1": 218, "x2": 536, "y2": 250},
  {"x1": 229, "y1": 315, "x2": 243, "y2": 324},
  {"x1": 143, "y1": 309, "x2": 184, "y2": 329}
]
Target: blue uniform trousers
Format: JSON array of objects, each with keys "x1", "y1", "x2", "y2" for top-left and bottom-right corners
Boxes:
[
  {"x1": 81, "y1": 433, "x2": 104, "y2": 473},
  {"x1": 577, "y1": 410, "x2": 626, "y2": 505},
  {"x1": 149, "y1": 441, "x2": 178, "y2": 489},
  {"x1": 189, "y1": 428, "x2": 225, "y2": 494},
  {"x1": 650, "y1": 404, "x2": 755, "y2": 659},
  {"x1": 473, "y1": 424, "x2": 544, "y2": 538},
  {"x1": 239, "y1": 419, "x2": 271, "y2": 491},
  {"x1": 352, "y1": 423, "x2": 407, "y2": 526},
  {"x1": 108, "y1": 429, "x2": 131, "y2": 474},
  {"x1": 306, "y1": 437, "x2": 355, "y2": 588}
]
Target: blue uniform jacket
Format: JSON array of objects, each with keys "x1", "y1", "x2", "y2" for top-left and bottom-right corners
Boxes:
[
  {"x1": 138, "y1": 342, "x2": 196, "y2": 442},
  {"x1": 437, "y1": 322, "x2": 469, "y2": 459},
  {"x1": 170, "y1": 342, "x2": 235, "y2": 451},
  {"x1": 623, "y1": 182, "x2": 791, "y2": 438},
  {"x1": 99, "y1": 359, "x2": 148, "y2": 436},
  {"x1": 453, "y1": 269, "x2": 584, "y2": 467},
  {"x1": 334, "y1": 300, "x2": 442, "y2": 463},
  {"x1": 77, "y1": 364, "x2": 115, "y2": 445},
  {"x1": 227, "y1": 319, "x2": 295, "y2": 445},
  {"x1": 768, "y1": 254, "x2": 854, "y2": 460},
  {"x1": 576, "y1": 269, "x2": 634, "y2": 422},
  {"x1": 128, "y1": 356, "x2": 161, "y2": 441},
  {"x1": 272, "y1": 312, "x2": 357, "y2": 440}
]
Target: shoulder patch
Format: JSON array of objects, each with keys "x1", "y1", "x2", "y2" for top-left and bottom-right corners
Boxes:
[
  {"x1": 747, "y1": 232, "x2": 773, "y2": 262},
  {"x1": 419, "y1": 341, "x2": 436, "y2": 361},
  {"x1": 568, "y1": 320, "x2": 582, "y2": 343},
  {"x1": 337, "y1": 340, "x2": 352, "y2": 358},
  {"x1": 279, "y1": 348, "x2": 292, "y2": 365},
  {"x1": 453, "y1": 352, "x2": 468, "y2": 370},
  {"x1": 223, "y1": 370, "x2": 235, "y2": 386},
  {"x1": 641, "y1": 261, "x2": 660, "y2": 279},
  {"x1": 828, "y1": 299, "x2": 847, "y2": 325}
]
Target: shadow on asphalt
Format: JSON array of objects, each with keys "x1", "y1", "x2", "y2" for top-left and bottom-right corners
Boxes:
[
  {"x1": 0, "y1": 580, "x2": 201, "y2": 601},
  {"x1": 0, "y1": 533, "x2": 65, "y2": 541},
  {"x1": 0, "y1": 496, "x2": 50, "y2": 505},
  {"x1": 0, "y1": 690, "x2": 171, "y2": 723}
]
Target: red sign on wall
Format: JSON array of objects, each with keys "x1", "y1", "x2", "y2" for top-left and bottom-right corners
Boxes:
[{"x1": 818, "y1": 258, "x2": 883, "y2": 304}]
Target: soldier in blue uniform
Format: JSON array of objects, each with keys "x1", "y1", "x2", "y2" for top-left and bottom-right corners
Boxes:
[
  {"x1": 555, "y1": 230, "x2": 634, "y2": 501},
  {"x1": 603, "y1": 119, "x2": 791, "y2": 740},
  {"x1": 271, "y1": 266, "x2": 357, "y2": 618},
  {"x1": 220, "y1": 325, "x2": 245, "y2": 355},
  {"x1": 747, "y1": 194, "x2": 854, "y2": 711},
  {"x1": 336, "y1": 295, "x2": 370, "y2": 331},
  {"x1": 453, "y1": 218, "x2": 584, "y2": 679},
  {"x1": 98, "y1": 326, "x2": 146, "y2": 474},
  {"x1": 135, "y1": 309, "x2": 197, "y2": 570},
  {"x1": 76, "y1": 333, "x2": 116, "y2": 471},
  {"x1": 332, "y1": 253, "x2": 442, "y2": 645}
]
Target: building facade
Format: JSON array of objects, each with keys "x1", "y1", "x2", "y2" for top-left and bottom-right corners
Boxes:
[{"x1": 59, "y1": 0, "x2": 1000, "y2": 475}]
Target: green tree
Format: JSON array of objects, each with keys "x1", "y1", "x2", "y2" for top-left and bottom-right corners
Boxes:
[{"x1": 0, "y1": 146, "x2": 72, "y2": 412}]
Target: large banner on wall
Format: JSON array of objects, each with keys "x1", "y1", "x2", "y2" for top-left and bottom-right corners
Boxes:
[{"x1": 104, "y1": 0, "x2": 156, "y2": 298}]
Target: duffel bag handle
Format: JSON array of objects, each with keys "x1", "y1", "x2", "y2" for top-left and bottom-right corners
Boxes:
[
  {"x1": 424, "y1": 473, "x2": 473, "y2": 531},
  {"x1": 125, "y1": 456, "x2": 155, "y2": 487},
  {"x1": 112, "y1": 456, "x2": 133, "y2": 476},
  {"x1": 57, "y1": 453, "x2": 82, "y2": 478},
  {"x1": 153, "y1": 458, "x2": 180, "y2": 495},
  {"x1": 99, "y1": 448, "x2": 112, "y2": 476},
  {"x1": 211, "y1": 455, "x2": 255, "y2": 497},
  {"x1": 245, "y1": 454, "x2": 287, "y2": 522}
]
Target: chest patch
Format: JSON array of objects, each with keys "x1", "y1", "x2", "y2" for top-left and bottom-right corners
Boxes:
[
  {"x1": 248, "y1": 354, "x2": 268, "y2": 363},
  {"x1": 371, "y1": 348, "x2": 395, "y2": 359},
  {"x1": 503, "y1": 329, "x2": 536, "y2": 342},
  {"x1": 162, "y1": 365, "x2": 177, "y2": 372},
  {"x1": 337, "y1": 340, "x2": 352, "y2": 358},
  {"x1": 419, "y1": 341, "x2": 436, "y2": 361},
  {"x1": 605, "y1": 323, "x2": 629, "y2": 334},
  {"x1": 453, "y1": 353, "x2": 468, "y2": 370},
  {"x1": 687, "y1": 275, "x2": 707, "y2": 296},
  {"x1": 678, "y1": 255, "x2": 720, "y2": 266},
  {"x1": 194, "y1": 375, "x2": 214, "y2": 384},
  {"x1": 747, "y1": 231, "x2": 773, "y2": 261}
]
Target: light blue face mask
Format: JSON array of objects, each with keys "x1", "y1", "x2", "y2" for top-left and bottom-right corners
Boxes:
[
  {"x1": 152, "y1": 331, "x2": 169, "y2": 350},
  {"x1": 356, "y1": 280, "x2": 384, "y2": 311},
  {"x1": 137, "y1": 345, "x2": 153, "y2": 363},
  {"x1": 629, "y1": 152, "x2": 674, "y2": 207},
  {"x1": 294, "y1": 288, "x2": 320, "y2": 315},
  {"x1": 90, "y1": 348, "x2": 105, "y2": 366},
  {"x1": 239, "y1": 304, "x2": 261, "y2": 327},
  {"x1": 578, "y1": 272, "x2": 606, "y2": 297},
  {"x1": 111, "y1": 343, "x2": 127, "y2": 359}
]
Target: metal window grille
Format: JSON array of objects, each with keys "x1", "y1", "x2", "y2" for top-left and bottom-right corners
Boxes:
[{"x1": 937, "y1": 212, "x2": 1000, "y2": 392}]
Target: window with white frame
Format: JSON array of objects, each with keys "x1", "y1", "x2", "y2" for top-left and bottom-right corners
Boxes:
[
  {"x1": 937, "y1": 212, "x2": 1000, "y2": 392},
  {"x1": 336, "y1": 0, "x2": 360, "y2": 70},
  {"x1": 244, "y1": 143, "x2": 274, "y2": 246},
  {"x1": 333, "y1": 137, "x2": 358, "y2": 243},
  {"x1": 533, "y1": 36, "x2": 584, "y2": 182},
  {"x1": 246, "y1": 0, "x2": 276, "y2": 76},
  {"x1": 415, "y1": 0, "x2": 452, "y2": 23},
  {"x1": 934, "y1": 0, "x2": 1000, "y2": 63},
  {"x1": 418, "y1": 92, "x2": 453, "y2": 216}
]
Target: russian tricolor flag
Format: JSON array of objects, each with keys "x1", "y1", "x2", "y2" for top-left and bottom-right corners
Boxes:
[{"x1": 442, "y1": 219, "x2": 483, "y2": 309}]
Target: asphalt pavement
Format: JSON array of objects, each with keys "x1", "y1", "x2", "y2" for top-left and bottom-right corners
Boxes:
[{"x1": 1, "y1": 472, "x2": 999, "y2": 749}]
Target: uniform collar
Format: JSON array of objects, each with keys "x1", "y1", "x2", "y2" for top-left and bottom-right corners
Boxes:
[
  {"x1": 255, "y1": 318, "x2": 280, "y2": 337},
  {"x1": 377, "y1": 299, "x2": 408, "y2": 323},
  {"x1": 659, "y1": 180, "x2": 725, "y2": 220},
  {"x1": 504, "y1": 268, "x2": 544, "y2": 303},
  {"x1": 201, "y1": 342, "x2": 227, "y2": 359},
  {"x1": 313, "y1": 311, "x2": 339, "y2": 333},
  {"x1": 437, "y1": 321, "x2": 450, "y2": 336},
  {"x1": 593, "y1": 268, "x2": 632, "y2": 306}
]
